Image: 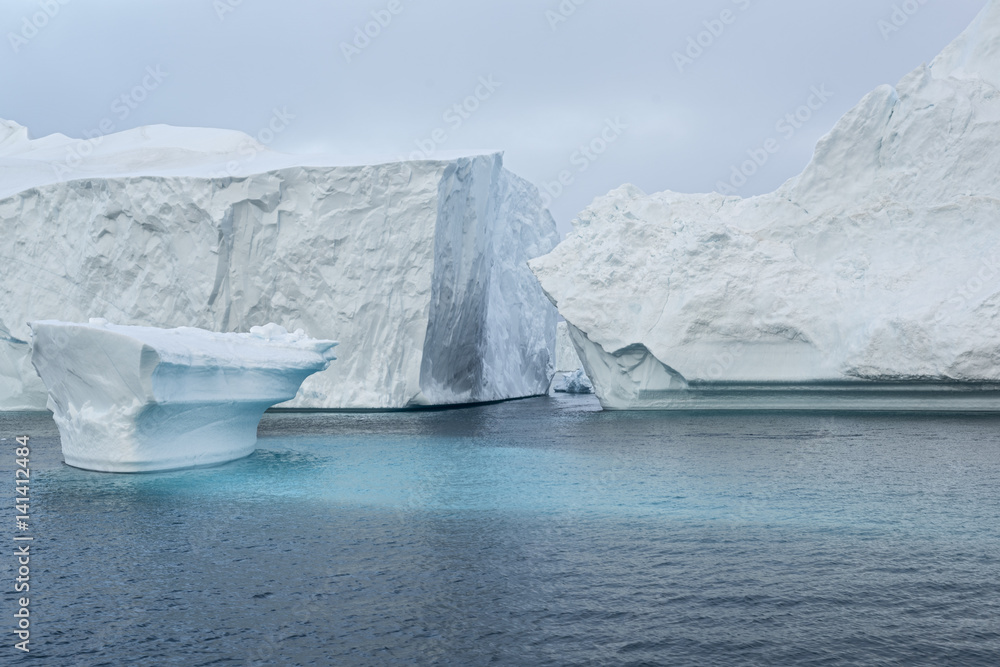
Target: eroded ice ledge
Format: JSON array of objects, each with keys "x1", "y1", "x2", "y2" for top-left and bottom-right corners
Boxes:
[{"x1": 30, "y1": 319, "x2": 337, "y2": 472}]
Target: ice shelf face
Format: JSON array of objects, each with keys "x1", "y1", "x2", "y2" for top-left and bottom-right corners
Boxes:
[
  {"x1": 0, "y1": 123, "x2": 558, "y2": 409},
  {"x1": 529, "y1": 0, "x2": 1000, "y2": 411},
  {"x1": 555, "y1": 322, "x2": 583, "y2": 373},
  {"x1": 29, "y1": 319, "x2": 337, "y2": 472},
  {"x1": 551, "y1": 321, "x2": 592, "y2": 394}
]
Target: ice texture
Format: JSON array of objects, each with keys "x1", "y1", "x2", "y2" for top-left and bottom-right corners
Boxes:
[
  {"x1": 0, "y1": 121, "x2": 558, "y2": 409},
  {"x1": 555, "y1": 322, "x2": 583, "y2": 373},
  {"x1": 553, "y1": 368, "x2": 594, "y2": 395},
  {"x1": 552, "y1": 321, "x2": 592, "y2": 394},
  {"x1": 529, "y1": 1, "x2": 1000, "y2": 410},
  {"x1": 29, "y1": 319, "x2": 337, "y2": 472}
]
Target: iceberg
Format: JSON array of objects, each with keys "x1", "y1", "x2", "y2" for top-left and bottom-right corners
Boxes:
[
  {"x1": 0, "y1": 120, "x2": 558, "y2": 410},
  {"x1": 29, "y1": 319, "x2": 337, "y2": 472},
  {"x1": 529, "y1": 1, "x2": 1000, "y2": 411}
]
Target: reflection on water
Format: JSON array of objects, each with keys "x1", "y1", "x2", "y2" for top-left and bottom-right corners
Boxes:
[{"x1": 2, "y1": 396, "x2": 999, "y2": 665}]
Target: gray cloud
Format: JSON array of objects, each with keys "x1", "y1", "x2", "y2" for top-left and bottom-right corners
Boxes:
[{"x1": 0, "y1": 0, "x2": 987, "y2": 235}]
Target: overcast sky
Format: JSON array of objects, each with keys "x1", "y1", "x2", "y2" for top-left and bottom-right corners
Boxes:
[{"x1": 0, "y1": 0, "x2": 989, "y2": 235}]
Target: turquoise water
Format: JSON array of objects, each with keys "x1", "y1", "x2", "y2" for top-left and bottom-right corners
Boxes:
[{"x1": 2, "y1": 395, "x2": 1000, "y2": 665}]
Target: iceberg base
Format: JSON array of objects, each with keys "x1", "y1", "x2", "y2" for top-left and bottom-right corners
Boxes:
[
  {"x1": 57, "y1": 402, "x2": 267, "y2": 473},
  {"x1": 568, "y1": 323, "x2": 1000, "y2": 412},
  {"x1": 600, "y1": 382, "x2": 1000, "y2": 412}
]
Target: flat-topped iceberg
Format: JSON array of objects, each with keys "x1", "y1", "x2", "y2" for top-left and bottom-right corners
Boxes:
[
  {"x1": 0, "y1": 121, "x2": 558, "y2": 410},
  {"x1": 30, "y1": 319, "x2": 337, "y2": 472},
  {"x1": 530, "y1": 0, "x2": 1000, "y2": 411}
]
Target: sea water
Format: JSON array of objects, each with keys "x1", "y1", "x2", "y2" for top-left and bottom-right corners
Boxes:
[{"x1": 2, "y1": 395, "x2": 999, "y2": 665}]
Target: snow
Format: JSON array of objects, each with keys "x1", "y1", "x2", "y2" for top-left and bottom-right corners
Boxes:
[
  {"x1": 29, "y1": 319, "x2": 337, "y2": 472},
  {"x1": 529, "y1": 0, "x2": 1000, "y2": 411},
  {"x1": 0, "y1": 121, "x2": 558, "y2": 409}
]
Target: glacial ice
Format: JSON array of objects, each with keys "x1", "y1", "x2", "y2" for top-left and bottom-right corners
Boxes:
[
  {"x1": 0, "y1": 120, "x2": 558, "y2": 410},
  {"x1": 530, "y1": 0, "x2": 1000, "y2": 411},
  {"x1": 30, "y1": 319, "x2": 337, "y2": 472},
  {"x1": 553, "y1": 367, "x2": 594, "y2": 395},
  {"x1": 551, "y1": 321, "x2": 592, "y2": 394},
  {"x1": 555, "y1": 321, "x2": 583, "y2": 373}
]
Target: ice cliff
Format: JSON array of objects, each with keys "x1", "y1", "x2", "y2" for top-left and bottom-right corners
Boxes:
[
  {"x1": 529, "y1": 1, "x2": 1000, "y2": 410},
  {"x1": 0, "y1": 121, "x2": 558, "y2": 409},
  {"x1": 554, "y1": 321, "x2": 583, "y2": 373},
  {"x1": 551, "y1": 321, "x2": 591, "y2": 393},
  {"x1": 30, "y1": 320, "x2": 337, "y2": 472}
]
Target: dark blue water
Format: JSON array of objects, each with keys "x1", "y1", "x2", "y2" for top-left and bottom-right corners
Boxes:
[{"x1": 2, "y1": 395, "x2": 1000, "y2": 666}]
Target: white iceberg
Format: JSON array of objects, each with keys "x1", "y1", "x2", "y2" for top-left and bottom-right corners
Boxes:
[
  {"x1": 30, "y1": 319, "x2": 337, "y2": 472},
  {"x1": 0, "y1": 121, "x2": 558, "y2": 410},
  {"x1": 529, "y1": 1, "x2": 1000, "y2": 411}
]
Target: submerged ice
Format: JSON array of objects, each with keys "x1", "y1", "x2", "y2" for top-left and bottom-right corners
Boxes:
[
  {"x1": 530, "y1": 0, "x2": 1000, "y2": 410},
  {"x1": 30, "y1": 319, "x2": 337, "y2": 472}
]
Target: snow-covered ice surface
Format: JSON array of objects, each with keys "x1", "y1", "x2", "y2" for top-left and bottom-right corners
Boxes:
[
  {"x1": 530, "y1": 1, "x2": 1000, "y2": 411},
  {"x1": 29, "y1": 319, "x2": 337, "y2": 472},
  {"x1": 0, "y1": 121, "x2": 558, "y2": 410}
]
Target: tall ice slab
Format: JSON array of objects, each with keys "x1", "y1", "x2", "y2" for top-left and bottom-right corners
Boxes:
[{"x1": 0, "y1": 122, "x2": 559, "y2": 409}]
